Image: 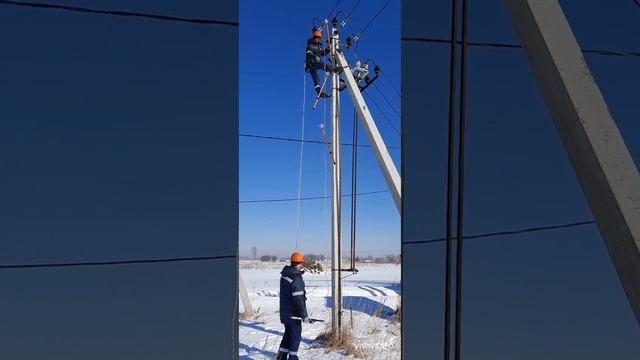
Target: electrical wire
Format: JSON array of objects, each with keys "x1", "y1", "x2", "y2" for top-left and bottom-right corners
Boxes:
[
  {"x1": 239, "y1": 190, "x2": 389, "y2": 204},
  {"x1": 0, "y1": 0, "x2": 238, "y2": 26},
  {"x1": 326, "y1": 0, "x2": 342, "y2": 21},
  {"x1": 239, "y1": 133, "x2": 401, "y2": 150},
  {"x1": 346, "y1": 0, "x2": 363, "y2": 19},
  {"x1": 0, "y1": 255, "x2": 237, "y2": 270},
  {"x1": 359, "y1": 0, "x2": 392, "y2": 35},
  {"x1": 403, "y1": 220, "x2": 596, "y2": 246},
  {"x1": 633, "y1": 0, "x2": 640, "y2": 10},
  {"x1": 381, "y1": 71, "x2": 401, "y2": 97},
  {"x1": 402, "y1": 36, "x2": 640, "y2": 59},
  {"x1": 454, "y1": 0, "x2": 469, "y2": 358},
  {"x1": 443, "y1": 0, "x2": 459, "y2": 358},
  {"x1": 372, "y1": 82, "x2": 401, "y2": 119},
  {"x1": 364, "y1": 92, "x2": 401, "y2": 136},
  {"x1": 0, "y1": 220, "x2": 598, "y2": 271}
]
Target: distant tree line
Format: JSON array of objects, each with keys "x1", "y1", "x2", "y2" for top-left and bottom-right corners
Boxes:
[
  {"x1": 354, "y1": 254, "x2": 401, "y2": 264},
  {"x1": 260, "y1": 255, "x2": 279, "y2": 262},
  {"x1": 304, "y1": 254, "x2": 326, "y2": 262}
]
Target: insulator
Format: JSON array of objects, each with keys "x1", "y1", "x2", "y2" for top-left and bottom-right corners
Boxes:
[
  {"x1": 346, "y1": 37, "x2": 352, "y2": 48},
  {"x1": 365, "y1": 75, "x2": 372, "y2": 84},
  {"x1": 374, "y1": 65, "x2": 381, "y2": 75}
]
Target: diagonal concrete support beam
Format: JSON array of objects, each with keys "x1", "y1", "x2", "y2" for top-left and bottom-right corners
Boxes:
[{"x1": 502, "y1": 0, "x2": 640, "y2": 325}]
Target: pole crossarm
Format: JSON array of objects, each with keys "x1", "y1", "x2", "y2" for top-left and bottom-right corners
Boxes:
[{"x1": 335, "y1": 51, "x2": 402, "y2": 214}]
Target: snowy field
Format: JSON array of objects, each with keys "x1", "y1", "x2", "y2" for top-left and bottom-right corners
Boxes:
[{"x1": 239, "y1": 260, "x2": 401, "y2": 359}]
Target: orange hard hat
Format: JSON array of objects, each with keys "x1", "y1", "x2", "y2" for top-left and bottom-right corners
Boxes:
[
  {"x1": 313, "y1": 30, "x2": 322, "y2": 39},
  {"x1": 290, "y1": 252, "x2": 304, "y2": 263}
]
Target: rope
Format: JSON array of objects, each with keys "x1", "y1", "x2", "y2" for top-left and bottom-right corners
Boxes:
[
  {"x1": 295, "y1": 73, "x2": 307, "y2": 251},
  {"x1": 350, "y1": 108, "x2": 359, "y2": 269}
]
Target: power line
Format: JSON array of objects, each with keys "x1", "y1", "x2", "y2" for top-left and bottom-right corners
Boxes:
[
  {"x1": 443, "y1": 0, "x2": 459, "y2": 357},
  {"x1": 381, "y1": 71, "x2": 401, "y2": 97},
  {"x1": 634, "y1": 0, "x2": 640, "y2": 11},
  {"x1": 454, "y1": 0, "x2": 469, "y2": 358},
  {"x1": 346, "y1": 0, "x2": 363, "y2": 19},
  {"x1": 364, "y1": 92, "x2": 401, "y2": 135},
  {"x1": 0, "y1": 220, "x2": 599, "y2": 270},
  {"x1": 326, "y1": 0, "x2": 342, "y2": 21},
  {"x1": 372, "y1": 82, "x2": 401, "y2": 118},
  {"x1": 403, "y1": 220, "x2": 596, "y2": 246},
  {"x1": 0, "y1": 255, "x2": 237, "y2": 270},
  {"x1": 0, "y1": 0, "x2": 238, "y2": 27},
  {"x1": 239, "y1": 133, "x2": 401, "y2": 150},
  {"x1": 359, "y1": 0, "x2": 392, "y2": 35},
  {"x1": 239, "y1": 190, "x2": 389, "y2": 204},
  {"x1": 402, "y1": 36, "x2": 640, "y2": 59}
]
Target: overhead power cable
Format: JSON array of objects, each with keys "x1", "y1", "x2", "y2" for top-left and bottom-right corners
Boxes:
[
  {"x1": 359, "y1": 0, "x2": 392, "y2": 35},
  {"x1": 239, "y1": 190, "x2": 389, "y2": 204},
  {"x1": 381, "y1": 71, "x2": 401, "y2": 97},
  {"x1": 443, "y1": 0, "x2": 459, "y2": 358},
  {"x1": 326, "y1": 0, "x2": 342, "y2": 21},
  {"x1": 403, "y1": 220, "x2": 596, "y2": 246},
  {"x1": 0, "y1": 220, "x2": 598, "y2": 270},
  {"x1": 634, "y1": 0, "x2": 640, "y2": 11},
  {"x1": 346, "y1": 0, "x2": 363, "y2": 19},
  {"x1": 0, "y1": 255, "x2": 237, "y2": 270},
  {"x1": 364, "y1": 92, "x2": 401, "y2": 135},
  {"x1": 402, "y1": 36, "x2": 640, "y2": 59},
  {"x1": 0, "y1": 0, "x2": 238, "y2": 27},
  {"x1": 239, "y1": 133, "x2": 401, "y2": 150},
  {"x1": 372, "y1": 82, "x2": 401, "y2": 119},
  {"x1": 454, "y1": 0, "x2": 470, "y2": 358}
]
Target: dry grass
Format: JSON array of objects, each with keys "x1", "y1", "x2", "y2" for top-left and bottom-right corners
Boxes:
[
  {"x1": 239, "y1": 307, "x2": 262, "y2": 321},
  {"x1": 313, "y1": 326, "x2": 365, "y2": 358},
  {"x1": 391, "y1": 300, "x2": 401, "y2": 323}
]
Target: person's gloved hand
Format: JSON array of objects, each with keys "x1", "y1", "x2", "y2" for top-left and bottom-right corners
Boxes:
[{"x1": 303, "y1": 317, "x2": 311, "y2": 324}]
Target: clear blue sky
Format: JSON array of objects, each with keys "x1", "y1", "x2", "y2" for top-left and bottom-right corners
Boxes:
[{"x1": 240, "y1": 0, "x2": 402, "y2": 258}]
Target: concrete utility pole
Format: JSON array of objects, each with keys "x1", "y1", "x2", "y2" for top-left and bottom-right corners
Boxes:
[
  {"x1": 502, "y1": 0, "x2": 640, "y2": 325},
  {"x1": 330, "y1": 19, "x2": 343, "y2": 334},
  {"x1": 335, "y1": 51, "x2": 402, "y2": 214},
  {"x1": 239, "y1": 273, "x2": 254, "y2": 316}
]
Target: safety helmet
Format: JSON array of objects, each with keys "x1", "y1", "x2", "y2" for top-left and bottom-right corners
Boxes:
[
  {"x1": 312, "y1": 28, "x2": 322, "y2": 39},
  {"x1": 290, "y1": 252, "x2": 304, "y2": 263}
]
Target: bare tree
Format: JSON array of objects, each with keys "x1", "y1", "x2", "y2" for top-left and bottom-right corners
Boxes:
[{"x1": 250, "y1": 246, "x2": 257, "y2": 260}]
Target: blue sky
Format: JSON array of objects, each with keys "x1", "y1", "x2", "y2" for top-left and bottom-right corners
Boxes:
[{"x1": 240, "y1": 0, "x2": 402, "y2": 258}]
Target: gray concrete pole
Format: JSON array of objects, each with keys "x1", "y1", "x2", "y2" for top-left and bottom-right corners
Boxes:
[
  {"x1": 238, "y1": 273, "x2": 254, "y2": 315},
  {"x1": 330, "y1": 22, "x2": 343, "y2": 334},
  {"x1": 502, "y1": 0, "x2": 640, "y2": 325}
]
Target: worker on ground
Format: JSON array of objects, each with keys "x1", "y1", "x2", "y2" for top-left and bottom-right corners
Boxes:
[
  {"x1": 305, "y1": 27, "x2": 335, "y2": 99},
  {"x1": 276, "y1": 252, "x2": 309, "y2": 360}
]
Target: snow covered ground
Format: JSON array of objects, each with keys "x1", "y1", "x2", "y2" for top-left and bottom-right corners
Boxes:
[{"x1": 239, "y1": 261, "x2": 401, "y2": 359}]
